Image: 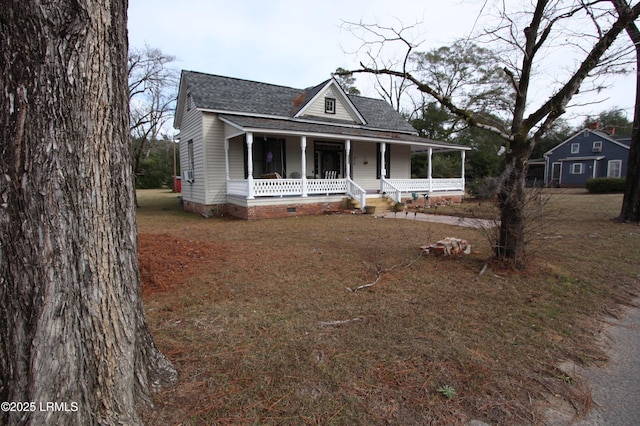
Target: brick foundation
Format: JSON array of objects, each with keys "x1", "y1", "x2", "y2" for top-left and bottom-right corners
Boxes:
[
  {"x1": 183, "y1": 199, "x2": 346, "y2": 220},
  {"x1": 183, "y1": 194, "x2": 463, "y2": 220},
  {"x1": 226, "y1": 201, "x2": 345, "y2": 220},
  {"x1": 182, "y1": 200, "x2": 227, "y2": 218}
]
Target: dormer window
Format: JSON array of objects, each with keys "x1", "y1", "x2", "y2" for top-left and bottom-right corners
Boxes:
[{"x1": 325, "y1": 97, "x2": 336, "y2": 114}]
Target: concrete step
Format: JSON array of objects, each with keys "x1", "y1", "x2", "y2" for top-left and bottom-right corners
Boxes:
[{"x1": 349, "y1": 196, "x2": 397, "y2": 213}]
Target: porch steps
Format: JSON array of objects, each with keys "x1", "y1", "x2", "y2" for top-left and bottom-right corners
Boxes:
[{"x1": 349, "y1": 196, "x2": 396, "y2": 213}]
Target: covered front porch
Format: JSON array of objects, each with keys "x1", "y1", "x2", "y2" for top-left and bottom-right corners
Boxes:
[{"x1": 222, "y1": 131, "x2": 467, "y2": 211}]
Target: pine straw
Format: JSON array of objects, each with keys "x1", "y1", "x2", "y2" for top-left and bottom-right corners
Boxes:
[{"x1": 138, "y1": 189, "x2": 639, "y2": 425}]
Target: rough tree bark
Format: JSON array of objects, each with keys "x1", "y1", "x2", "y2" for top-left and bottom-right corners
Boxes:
[
  {"x1": 614, "y1": 0, "x2": 640, "y2": 223},
  {"x1": 0, "y1": 1, "x2": 177, "y2": 425}
]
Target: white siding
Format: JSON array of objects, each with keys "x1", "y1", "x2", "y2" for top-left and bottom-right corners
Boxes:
[
  {"x1": 228, "y1": 135, "x2": 245, "y2": 180},
  {"x1": 389, "y1": 144, "x2": 411, "y2": 179},
  {"x1": 283, "y1": 137, "x2": 303, "y2": 178},
  {"x1": 201, "y1": 113, "x2": 227, "y2": 204},
  {"x1": 350, "y1": 141, "x2": 378, "y2": 190},
  {"x1": 178, "y1": 102, "x2": 205, "y2": 204},
  {"x1": 348, "y1": 142, "x2": 410, "y2": 191},
  {"x1": 303, "y1": 87, "x2": 356, "y2": 123}
]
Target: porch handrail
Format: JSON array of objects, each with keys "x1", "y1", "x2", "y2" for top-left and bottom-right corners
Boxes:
[
  {"x1": 381, "y1": 178, "x2": 402, "y2": 203},
  {"x1": 385, "y1": 178, "x2": 464, "y2": 192},
  {"x1": 346, "y1": 178, "x2": 366, "y2": 212}
]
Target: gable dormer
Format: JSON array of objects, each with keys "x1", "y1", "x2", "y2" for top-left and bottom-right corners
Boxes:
[{"x1": 294, "y1": 79, "x2": 366, "y2": 125}]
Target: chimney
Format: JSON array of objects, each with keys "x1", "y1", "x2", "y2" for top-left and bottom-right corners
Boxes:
[
  {"x1": 587, "y1": 122, "x2": 600, "y2": 130},
  {"x1": 606, "y1": 126, "x2": 616, "y2": 135}
]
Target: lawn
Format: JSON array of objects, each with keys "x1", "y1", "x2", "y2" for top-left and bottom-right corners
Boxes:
[{"x1": 137, "y1": 189, "x2": 639, "y2": 425}]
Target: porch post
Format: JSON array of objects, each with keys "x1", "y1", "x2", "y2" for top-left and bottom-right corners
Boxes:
[
  {"x1": 224, "y1": 138, "x2": 230, "y2": 194},
  {"x1": 380, "y1": 142, "x2": 386, "y2": 194},
  {"x1": 428, "y1": 147, "x2": 433, "y2": 192},
  {"x1": 246, "y1": 132, "x2": 254, "y2": 199},
  {"x1": 461, "y1": 150, "x2": 466, "y2": 192},
  {"x1": 345, "y1": 139, "x2": 351, "y2": 179},
  {"x1": 301, "y1": 136, "x2": 308, "y2": 197}
]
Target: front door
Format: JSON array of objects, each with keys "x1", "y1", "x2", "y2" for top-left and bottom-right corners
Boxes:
[
  {"x1": 551, "y1": 162, "x2": 561, "y2": 187},
  {"x1": 314, "y1": 142, "x2": 344, "y2": 178}
]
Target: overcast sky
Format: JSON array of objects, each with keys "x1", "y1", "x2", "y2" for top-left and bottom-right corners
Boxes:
[{"x1": 128, "y1": 0, "x2": 636, "y2": 127}]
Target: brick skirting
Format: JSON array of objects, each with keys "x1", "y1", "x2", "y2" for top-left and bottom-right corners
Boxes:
[
  {"x1": 183, "y1": 194, "x2": 463, "y2": 220},
  {"x1": 183, "y1": 200, "x2": 345, "y2": 220}
]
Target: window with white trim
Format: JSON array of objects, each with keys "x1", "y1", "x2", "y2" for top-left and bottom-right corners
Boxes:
[
  {"x1": 184, "y1": 139, "x2": 195, "y2": 182},
  {"x1": 571, "y1": 143, "x2": 579, "y2": 154},
  {"x1": 607, "y1": 159, "x2": 622, "y2": 178},
  {"x1": 571, "y1": 163, "x2": 583, "y2": 174},
  {"x1": 325, "y1": 97, "x2": 336, "y2": 114},
  {"x1": 592, "y1": 141, "x2": 602, "y2": 152}
]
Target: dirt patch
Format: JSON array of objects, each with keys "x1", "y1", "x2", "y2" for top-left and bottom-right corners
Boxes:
[{"x1": 138, "y1": 233, "x2": 224, "y2": 296}]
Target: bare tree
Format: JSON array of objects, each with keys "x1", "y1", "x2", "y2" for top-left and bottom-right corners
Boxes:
[
  {"x1": 129, "y1": 46, "x2": 178, "y2": 195},
  {"x1": 345, "y1": 0, "x2": 640, "y2": 266},
  {"x1": 1, "y1": 2, "x2": 176, "y2": 425}
]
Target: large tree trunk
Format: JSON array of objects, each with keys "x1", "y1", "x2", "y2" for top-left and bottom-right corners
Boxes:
[
  {"x1": 495, "y1": 143, "x2": 529, "y2": 265},
  {"x1": 0, "y1": 1, "x2": 176, "y2": 425},
  {"x1": 618, "y1": 11, "x2": 640, "y2": 223}
]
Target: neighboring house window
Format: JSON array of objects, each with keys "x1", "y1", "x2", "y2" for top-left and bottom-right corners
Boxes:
[
  {"x1": 186, "y1": 92, "x2": 192, "y2": 111},
  {"x1": 607, "y1": 159, "x2": 622, "y2": 178},
  {"x1": 376, "y1": 143, "x2": 391, "y2": 179},
  {"x1": 571, "y1": 143, "x2": 579, "y2": 154},
  {"x1": 592, "y1": 141, "x2": 602, "y2": 152},
  {"x1": 571, "y1": 163, "x2": 583, "y2": 174},
  {"x1": 325, "y1": 97, "x2": 336, "y2": 114}
]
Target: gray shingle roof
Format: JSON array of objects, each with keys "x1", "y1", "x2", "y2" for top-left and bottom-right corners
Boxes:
[
  {"x1": 218, "y1": 114, "x2": 468, "y2": 152},
  {"x1": 180, "y1": 71, "x2": 417, "y2": 134}
]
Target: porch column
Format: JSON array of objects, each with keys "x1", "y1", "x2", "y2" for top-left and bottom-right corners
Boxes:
[
  {"x1": 461, "y1": 150, "x2": 466, "y2": 192},
  {"x1": 380, "y1": 143, "x2": 387, "y2": 177},
  {"x1": 224, "y1": 138, "x2": 230, "y2": 194},
  {"x1": 224, "y1": 138, "x2": 230, "y2": 180},
  {"x1": 345, "y1": 139, "x2": 351, "y2": 179},
  {"x1": 428, "y1": 147, "x2": 433, "y2": 192},
  {"x1": 246, "y1": 132, "x2": 254, "y2": 199},
  {"x1": 301, "y1": 136, "x2": 308, "y2": 197}
]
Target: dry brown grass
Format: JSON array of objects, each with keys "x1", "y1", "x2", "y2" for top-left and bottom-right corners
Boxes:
[{"x1": 137, "y1": 189, "x2": 640, "y2": 425}]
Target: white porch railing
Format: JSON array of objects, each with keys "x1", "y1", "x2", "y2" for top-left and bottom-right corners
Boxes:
[
  {"x1": 254, "y1": 178, "x2": 303, "y2": 197},
  {"x1": 306, "y1": 178, "x2": 347, "y2": 195},
  {"x1": 227, "y1": 178, "x2": 347, "y2": 198},
  {"x1": 386, "y1": 178, "x2": 464, "y2": 193},
  {"x1": 227, "y1": 177, "x2": 464, "y2": 200},
  {"x1": 381, "y1": 178, "x2": 402, "y2": 203},
  {"x1": 346, "y1": 178, "x2": 367, "y2": 211}
]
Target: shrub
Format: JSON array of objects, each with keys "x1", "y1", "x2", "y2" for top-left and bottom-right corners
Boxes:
[
  {"x1": 467, "y1": 177, "x2": 500, "y2": 199},
  {"x1": 585, "y1": 177, "x2": 626, "y2": 193}
]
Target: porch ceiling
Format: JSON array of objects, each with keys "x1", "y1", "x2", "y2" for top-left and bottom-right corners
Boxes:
[{"x1": 219, "y1": 114, "x2": 469, "y2": 153}]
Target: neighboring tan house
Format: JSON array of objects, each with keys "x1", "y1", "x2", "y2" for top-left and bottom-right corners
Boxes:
[
  {"x1": 173, "y1": 71, "x2": 470, "y2": 219},
  {"x1": 544, "y1": 125, "x2": 630, "y2": 187}
]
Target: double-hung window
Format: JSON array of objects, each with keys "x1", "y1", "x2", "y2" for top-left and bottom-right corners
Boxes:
[
  {"x1": 571, "y1": 163, "x2": 583, "y2": 175},
  {"x1": 607, "y1": 160, "x2": 622, "y2": 178}
]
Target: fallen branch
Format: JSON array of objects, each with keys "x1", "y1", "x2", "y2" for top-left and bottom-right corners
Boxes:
[
  {"x1": 346, "y1": 252, "x2": 422, "y2": 292},
  {"x1": 479, "y1": 262, "x2": 488, "y2": 276},
  {"x1": 319, "y1": 317, "x2": 363, "y2": 326},
  {"x1": 346, "y1": 271, "x2": 382, "y2": 292}
]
